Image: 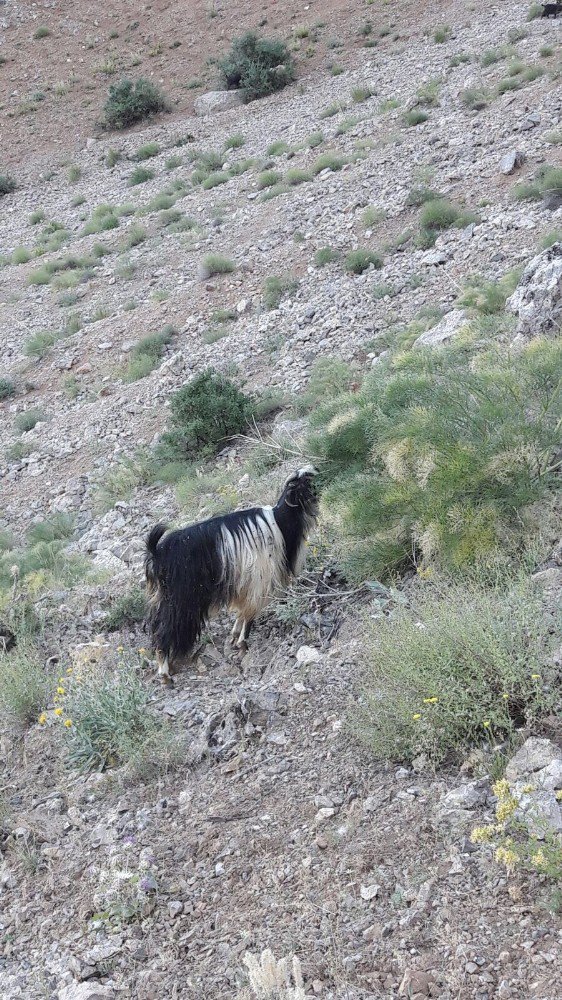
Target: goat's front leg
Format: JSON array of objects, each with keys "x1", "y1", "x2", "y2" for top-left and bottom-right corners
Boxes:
[{"x1": 156, "y1": 651, "x2": 173, "y2": 686}]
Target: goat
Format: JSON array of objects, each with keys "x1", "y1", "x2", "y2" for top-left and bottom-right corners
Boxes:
[
  {"x1": 541, "y1": 1, "x2": 561, "y2": 15},
  {"x1": 144, "y1": 466, "x2": 318, "y2": 682}
]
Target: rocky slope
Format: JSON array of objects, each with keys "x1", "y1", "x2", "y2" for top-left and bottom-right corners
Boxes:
[{"x1": 0, "y1": 1, "x2": 561, "y2": 998}]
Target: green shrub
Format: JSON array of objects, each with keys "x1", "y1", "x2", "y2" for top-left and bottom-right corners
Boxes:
[
  {"x1": 158, "y1": 370, "x2": 255, "y2": 461},
  {"x1": 319, "y1": 102, "x2": 345, "y2": 119},
  {"x1": 201, "y1": 171, "x2": 229, "y2": 190},
  {"x1": 379, "y1": 97, "x2": 401, "y2": 112},
  {"x1": 14, "y1": 408, "x2": 46, "y2": 433},
  {"x1": 104, "y1": 587, "x2": 147, "y2": 631},
  {"x1": 306, "y1": 130, "x2": 324, "y2": 148},
  {"x1": 540, "y1": 228, "x2": 562, "y2": 249},
  {"x1": 129, "y1": 165, "x2": 154, "y2": 186},
  {"x1": 527, "y1": 3, "x2": 543, "y2": 19},
  {"x1": 122, "y1": 326, "x2": 175, "y2": 382},
  {"x1": 0, "y1": 378, "x2": 16, "y2": 400},
  {"x1": 354, "y1": 583, "x2": 559, "y2": 764},
  {"x1": 540, "y1": 45, "x2": 554, "y2": 58},
  {"x1": 106, "y1": 148, "x2": 122, "y2": 167},
  {"x1": 312, "y1": 151, "x2": 347, "y2": 174},
  {"x1": 314, "y1": 247, "x2": 340, "y2": 267},
  {"x1": 311, "y1": 337, "x2": 562, "y2": 579},
  {"x1": 33, "y1": 26, "x2": 50, "y2": 39},
  {"x1": 262, "y1": 274, "x2": 298, "y2": 309},
  {"x1": 415, "y1": 79, "x2": 441, "y2": 107},
  {"x1": 103, "y1": 78, "x2": 170, "y2": 129},
  {"x1": 0, "y1": 644, "x2": 54, "y2": 725},
  {"x1": 459, "y1": 271, "x2": 520, "y2": 315},
  {"x1": 512, "y1": 180, "x2": 542, "y2": 202},
  {"x1": 541, "y1": 167, "x2": 562, "y2": 200},
  {"x1": 218, "y1": 32, "x2": 295, "y2": 102},
  {"x1": 63, "y1": 661, "x2": 183, "y2": 773},
  {"x1": 284, "y1": 167, "x2": 312, "y2": 186},
  {"x1": 406, "y1": 185, "x2": 441, "y2": 207},
  {"x1": 201, "y1": 253, "x2": 236, "y2": 277},
  {"x1": 497, "y1": 77, "x2": 521, "y2": 94},
  {"x1": 82, "y1": 204, "x2": 120, "y2": 234},
  {"x1": 0, "y1": 173, "x2": 16, "y2": 196},
  {"x1": 221, "y1": 135, "x2": 245, "y2": 154},
  {"x1": 257, "y1": 169, "x2": 282, "y2": 189},
  {"x1": 122, "y1": 224, "x2": 146, "y2": 249},
  {"x1": 419, "y1": 198, "x2": 477, "y2": 246},
  {"x1": 403, "y1": 109, "x2": 428, "y2": 127},
  {"x1": 362, "y1": 206, "x2": 386, "y2": 227},
  {"x1": 93, "y1": 453, "x2": 153, "y2": 513},
  {"x1": 351, "y1": 85, "x2": 374, "y2": 103},
  {"x1": 11, "y1": 247, "x2": 31, "y2": 265},
  {"x1": 267, "y1": 140, "x2": 290, "y2": 156},
  {"x1": 299, "y1": 357, "x2": 357, "y2": 413},
  {"x1": 345, "y1": 249, "x2": 382, "y2": 274},
  {"x1": 27, "y1": 514, "x2": 74, "y2": 545},
  {"x1": 24, "y1": 329, "x2": 62, "y2": 358},
  {"x1": 336, "y1": 117, "x2": 358, "y2": 135},
  {"x1": 133, "y1": 141, "x2": 160, "y2": 160},
  {"x1": 433, "y1": 25, "x2": 451, "y2": 43},
  {"x1": 461, "y1": 87, "x2": 489, "y2": 110},
  {"x1": 165, "y1": 154, "x2": 182, "y2": 170}
]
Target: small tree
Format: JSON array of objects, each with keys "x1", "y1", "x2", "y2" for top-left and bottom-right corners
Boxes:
[
  {"x1": 159, "y1": 370, "x2": 255, "y2": 460},
  {"x1": 103, "y1": 78, "x2": 170, "y2": 129},
  {"x1": 218, "y1": 33, "x2": 294, "y2": 102}
]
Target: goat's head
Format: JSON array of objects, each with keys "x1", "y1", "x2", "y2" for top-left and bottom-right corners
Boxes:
[{"x1": 277, "y1": 465, "x2": 319, "y2": 520}]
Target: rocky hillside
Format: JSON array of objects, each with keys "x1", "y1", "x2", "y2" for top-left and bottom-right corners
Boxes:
[{"x1": 0, "y1": 1, "x2": 561, "y2": 998}]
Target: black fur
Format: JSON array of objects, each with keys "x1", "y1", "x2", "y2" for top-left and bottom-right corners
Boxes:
[
  {"x1": 542, "y1": 1, "x2": 561, "y2": 15},
  {"x1": 145, "y1": 468, "x2": 318, "y2": 673}
]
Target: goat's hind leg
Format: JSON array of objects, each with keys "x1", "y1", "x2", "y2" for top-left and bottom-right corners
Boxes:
[
  {"x1": 230, "y1": 614, "x2": 244, "y2": 646},
  {"x1": 235, "y1": 617, "x2": 255, "y2": 652}
]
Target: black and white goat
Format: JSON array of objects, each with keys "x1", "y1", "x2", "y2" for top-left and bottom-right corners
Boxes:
[{"x1": 145, "y1": 466, "x2": 318, "y2": 682}]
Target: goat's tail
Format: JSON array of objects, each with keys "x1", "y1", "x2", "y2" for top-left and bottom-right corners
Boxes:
[{"x1": 145, "y1": 523, "x2": 168, "y2": 589}]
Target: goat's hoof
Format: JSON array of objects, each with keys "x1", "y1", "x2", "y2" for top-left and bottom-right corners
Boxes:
[
  {"x1": 160, "y1": 675, "x2": 174, "y2": 687},
  {"x1": 236, "y1": 640, "x2": 249, "y2": 654}
]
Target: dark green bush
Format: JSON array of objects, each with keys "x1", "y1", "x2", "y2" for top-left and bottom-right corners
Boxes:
[
  {"x1": 158, "y1": 370, "x2": 255, "y2": 460},
  {"x1": 0, "y1": 378, "x2": 16, "y2": 400},
  {"x1": 218, "y1": 32, "x2": 295, "y2": 102},
  {"x1": 104, "y1": 587, "x2": 147, "y2": 631},
  {"x1": 345, "y1": 249, "x2": 382, "y2": 274},
  {"x1": 0, "y1": 173, "x2": 16, "y2": 196},
  {"x1": 103, "y1": 78, "x2": 170, "y2": 129}
]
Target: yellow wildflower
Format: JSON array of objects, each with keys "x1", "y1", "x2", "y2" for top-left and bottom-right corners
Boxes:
[
  {"x1": 138, "y1": 647, "x2": 147, "y2": 656},
  {"x1": 64, "y1": 719, "x2": 73, "y2": 728},
  {"x1": 38, "y1": 713, "x2": 47, "y2": 725},
  {"x1": 502, "y1": 693, "x2": 509, "y2": 701},
  {"x1": 522, "y1": 784, "x2": 534, "y2": 794},
  {"x1": 483, "y1": 720, "x2": 491, "y2": 728},
  {"x1": 66, "y1": 667, "x2": 73, "y2": 675},
  {"x1": 555, "y1": 790, "x2": 562, "y2": 802},
  {"x1": 531, "y1": 674, "x2": 540, "y2": 680},
  {"x1": 470, "y1": 825, "x2": 495, "y2": 844},
  {"x1": 531, "y1": 849, "x2": 547, "y2": 870},
  {"x1": 117, "y1": 645, "x2": 124, "y2": 654},
  {"x1": 493, "y1": 779, "x2": 510, "y2": 799},
  {"x1": 57, "y1": 686, "x2": 65, "y2": 695},
  {"x1": 495, "y1": 845, "x2": 519, "y2": 873},
  {"x1": 412, "y1": 713, "x2": 422, "y2": 721},
  {"x1": 54, "y1": 707, "x2": 63, "y2": 717},
  {"x1": 423, "y1": 697, "x2": 438, "y2": 704}
]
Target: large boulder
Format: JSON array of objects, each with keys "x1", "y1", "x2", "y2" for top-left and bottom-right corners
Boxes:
[
  {"x1": 194, "y1": 90, "x2": 244, "y2": 116},
  {"x1": 413, "y1": 309, "x2": 468, "y2": 348},
  {"x1": 507, "y1": 242, "x2": 562, "y2": 342}
]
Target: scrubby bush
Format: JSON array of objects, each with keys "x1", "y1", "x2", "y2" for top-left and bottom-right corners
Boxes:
[
  {"x1": 461, "y1": 87, "x2": 489, "y2": 110},
  {"x1": 201, "y1": 253, "x2": 236, "y2": 277},
  {"x1": 0, "y1": 643, "x2": 54, "y2": 725},
  {"x1": 104, "y1": 587, "x2": 147, "y2": 631},
  {"x1": 0, "y1": 377, "x2": 16, "y2": 400},
  {"x1": 284, "y1": 167, "x2": 312, "y2": 186},
  {"x1": 15, "y1": 408, "x2": 46, "y2": 433},
  {"x1": 314, "y1": 247, "x2": 340, "y2": 267},
  {"x1": 419, "y1": 198, "x2": 477, "y2": 246},
  {"x1": 262, "y1": 275, "x2": 298, "y2": 309},
  {"x1": 133, "y1": 141, "x2": 159, "y2": 161},
  {"x1": 257, "y1": 169, "x2": 282, "y2": 189},
  {"x1": 63, "y1": 661, "x2": 183, "y2": 773},
  {"x1": 459, "y1": 271, "x2": 520, "y2": 315},
  {"x1": 310, "y1": 337, "x2": 562, "y2": 580},
  {"x1": 24, "y1": 329, "x2": 62, "y2": 358},
  {"x1": 122, "y1": 326, "x2": 175, "y2": 382},
  {"x1": 312, "y1": 151, "x2": 347, "y2": 174},
  {"x1": 403, "y1": 109, "x2": 429, "y2": 127},
  {"x1": 158, "y1": 370, "x2": 255, "y2": 461},
  {"x1": 218, "y1": 32, "x2": 294, "y2": 102},
  {"x1": 129, "y1": 165, "x2": 154, "y2": 186},
  {"x1": 345, "y1": 249, "x2": 382, "y2": 274},
  {"x1": 354, "y1": 583, "x2": 559, "y2": 764},
  {"x1": 103, "y1": 78, "x2": 170, "y2": 129},
  {"x1": 0, "y1": 173, "x2": 16, "y2": 196}
]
